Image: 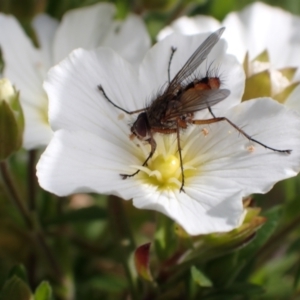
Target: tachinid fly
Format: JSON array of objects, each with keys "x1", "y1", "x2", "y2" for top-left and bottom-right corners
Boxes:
[{"x1": 98, "y1": 27, "x2": 291, "y2": 192}]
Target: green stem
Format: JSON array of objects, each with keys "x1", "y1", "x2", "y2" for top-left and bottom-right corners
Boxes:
[
  {"x1": 0, "y1": 160, "x2": 32, "y2": 228},
  {"x1": 0, "y1": 159, "x2": 64, "y2": 282},
  {"x1": 27, "y1": 149, "x2": 37, "y2": 211},
  {"x1": 107, "y1": 195, "x2": 138, "y2": 299},
  {"x1": 35, "y1": 231, "x2": 64, "y2": 280}
]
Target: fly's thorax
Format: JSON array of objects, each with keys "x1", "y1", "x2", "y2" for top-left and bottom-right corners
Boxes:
[
  {"x1": 147, "y1": 94, "x2": 170, "y2": 126},
  {"x1": 131, "y1": 112, "x2": 151, "y2": 141}
]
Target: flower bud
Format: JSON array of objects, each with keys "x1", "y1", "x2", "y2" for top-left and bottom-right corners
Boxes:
[
  {"x1": 242, "y1": 50, "x2": 300, "y2": 102},
  {"x1": 202, "y1": 198, "x2": 266, "y2": 249},
  {"x1": 0, "y1": 78, "x2": 24, "y2": 160}
]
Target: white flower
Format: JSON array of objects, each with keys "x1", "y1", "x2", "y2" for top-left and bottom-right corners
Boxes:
[
  {"x1": 37, "y1": 32, "x2": 300, "y2": 235},
  {"x1": 158, "y1": 2, "x2": 300, "y2": 111},
  {"x1": 159, "y1": 3, "x2": 300, "y2": 70},
  {"x1": 0, "y1": 3, "x2": 150, "y2": 149}
]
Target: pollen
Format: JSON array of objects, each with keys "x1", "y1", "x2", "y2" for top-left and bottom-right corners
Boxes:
[
  {"x1": 202, "y1": 128, "x2": 209, "y2": 136},
  {"x1": 247, "y1": 145, "x2": 255, "y2": 153},
  {"x1": 118, "y1": 113, "x2": 125, "y2": 120}
]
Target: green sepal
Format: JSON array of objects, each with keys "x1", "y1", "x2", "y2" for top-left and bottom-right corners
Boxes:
[
  {"x1": 242, "y1": 70, "x2": 271, "y2": 101},
  {"x1": 273, "y1": 81, "x2": 300, "y2": 104},
  {"x1": 205, "y1": 205, "x2": 282, "y2": 286},
  {"x1": 9, "y1": 90, "x2": 24, "y2": 138},
  {"x1": 254, "y1": 49, "x2": 269, "y2": 62},
  {"x1": 0, "y1": 100, "x2": 20, "y2": 160},
  {"x1": 278, "y1": 67, "x2": 297, "y2": 81},
  {"x1": 0, "y1": 276, "x2": 32, "y2": 300}
]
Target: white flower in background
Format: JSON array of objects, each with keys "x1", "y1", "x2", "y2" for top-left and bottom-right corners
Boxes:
[
  {"x1": 0, "y1": 3, "x2": 150, "y2": 149},
  {"x1": 158, "y1": 2, "x2": 300, "y2": 111},
  {"x1": 37, "y1": 32, "x2": 300, "y2": 235}
]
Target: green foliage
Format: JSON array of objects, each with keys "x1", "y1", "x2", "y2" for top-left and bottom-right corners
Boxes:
[
  {"x1": 34, "y1": 281, "x2": 52, "y2": 300},
  {"x1": 0, "y1": 101, "x2": 20, "y2": 160},
  {"x1": 0, "y1": 276, "x2": 32, "y2": 300},
  {"x1": 46, "y1": 206, "x2": 107, "y2": 225},
  {"x1": 191, "y1": 266, "x2": 213, "y2": 287}
]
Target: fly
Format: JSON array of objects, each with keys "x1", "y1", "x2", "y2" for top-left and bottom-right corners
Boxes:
[{"x1": 98, "y1": 27, "x2": 291, "y2": 192}]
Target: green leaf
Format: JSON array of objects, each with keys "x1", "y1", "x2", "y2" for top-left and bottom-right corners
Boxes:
[
  {"x1": 154, "y1": 213, "x2": 177, "y2": 261},
  {"x1": 79, "y1": 275, "x2": 127, "y2": 293},
  {"x1": 203, "y1": 283, "x2": 264, "y2": 299},
  {"x1": 46, "y1": 206, "x2": 107, "y2": 224},
  {"x1": 8, "y1": 265, "x2": 28, "y2": 284},
  {"x1": 0, "y1": 276, "x2": 32, "y2": 300},
  {"x1": 34, "y1": 281, "x2": 52, "y2": 300},
  {"x1": 191, "y1": 266, "x2": 213, "y2": 287},
  {"x1": 206, "y1": 206, "x2": 282, "y2": 286},
  {"x1": 238, "y1": 205, "x2": 282, "y2": 260}
]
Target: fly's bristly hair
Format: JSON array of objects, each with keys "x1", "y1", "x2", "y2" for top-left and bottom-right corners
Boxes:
[{"x1": 145, "y1": 83, "x2": 169, "y2": 109}]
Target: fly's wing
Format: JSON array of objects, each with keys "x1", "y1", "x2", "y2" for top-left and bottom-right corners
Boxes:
[
  {"x1": 164, "y1": 89, "x2": 230, "y2": 119},
  {"x1": 168, "y1": 27, "x2": 225, "y2": 93}
]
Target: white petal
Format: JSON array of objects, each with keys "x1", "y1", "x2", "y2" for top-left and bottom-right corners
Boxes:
[
  {"x1": 23, "y1": 104, "x2": 53, "y2": 149},
  {"x1": 53, "y1": 3, "x2": 115, "y2": 63},
  {"x1": 102, "y1": 14, "x2": 151, "y2": 64},
  {"x1": 44, "y1": 47, "x2": 144, "y2": 134},
  {"x1": 157, "y1": 15, "x2": 221, "y2": 40},
  {"x1": 0, "y1": 13, "x2": 53, "y2": 149},
  {"x1": 32, "y1": 14, "x2": 59, "y2": 70},
  {"x1": 53, "y1": 3, "x2": 150, "y2": 64},
  {"x1": 37, "y1": 129, "x2": 145, "y2": 199},
  {"x1": 285, "y1": 85, "x2": 300, "y2": 114},
  {"x1": 189, "y1": 98, "x2": 300, "y2": 196},
  {"x1": 223, "y1": 2, "x2": 300, "y2": 68},
  {"x1": 133, "y1": 187, "x2": 244, "y2": 235},
  {"x1": 0, "y1": 14, "x2": 45, "y2": 103}
]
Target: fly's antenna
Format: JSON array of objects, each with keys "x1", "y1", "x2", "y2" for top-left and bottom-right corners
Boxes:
[{"x1": 168, "y1": 46, "x2": 177, "y2": 83}]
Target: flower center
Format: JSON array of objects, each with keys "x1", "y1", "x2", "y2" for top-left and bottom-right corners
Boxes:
[
  {"x1": 132, "y1": 133, "x2": 198, "y2": 190},
  {"x1": 150, "y1": 154, "x2": 180, "y2": 181}
]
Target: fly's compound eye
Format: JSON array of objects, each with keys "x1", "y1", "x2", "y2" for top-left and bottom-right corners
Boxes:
[{"x1": 131, "y1": 112, "x2": 151, "y2": 141}]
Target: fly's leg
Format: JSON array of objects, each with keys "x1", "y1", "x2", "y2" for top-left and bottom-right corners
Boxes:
[
  {"x1": 176, "y1": 121, "x2": 185, "y2": 192},
  {"x1": 192, "y1": 116, "x2": 292, "y2": 154},
  {"x1": 168, "y1": 47, "x2": 177, "y2": 83},
  {"x1": 98, "y1": 85, "x2": 145, "y2": 114},
  {"x1": 120, "y1": 136, "x2": 157, "y2": 179},
  {"x1": 208, "y1": 106, "x2": 216, "y2": 118}
]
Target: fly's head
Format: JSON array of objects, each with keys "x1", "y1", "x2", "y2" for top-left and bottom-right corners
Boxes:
[{"x1": 131, "y1": 112, "x2": 151, "y2": 141}]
